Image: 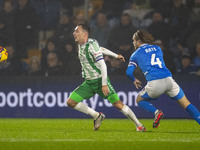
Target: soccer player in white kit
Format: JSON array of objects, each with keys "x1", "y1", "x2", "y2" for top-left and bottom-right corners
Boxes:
[
  {"x1": 67, "y1": 24, "x2": 146, "y2": 131},
  {"x1": 126, "y1": 30, "x2": 200, "y2": 128}
]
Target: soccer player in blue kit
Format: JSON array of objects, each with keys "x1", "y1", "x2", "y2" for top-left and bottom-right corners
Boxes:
[{"x1": 126, "y1": 30, "x2": 200, "y2": 128}]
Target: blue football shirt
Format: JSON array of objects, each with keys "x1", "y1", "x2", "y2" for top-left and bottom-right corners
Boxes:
[{"x1": 128, "y1": 44, "x2": 172, "y2": 81}]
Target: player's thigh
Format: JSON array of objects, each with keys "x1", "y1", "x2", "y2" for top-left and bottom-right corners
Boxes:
[
  {"x1": 69, "y1": 81, "x2": 94, "y2": 103},
  {"x1": 165, "y1": 79, "x2": 184, "y2": 101},
  {"x1": 140, "y1": 79, "x2": 165, "y2": 99},
  {"x1": 97, "y1": 78, "x2": 119, "y2": 104}
]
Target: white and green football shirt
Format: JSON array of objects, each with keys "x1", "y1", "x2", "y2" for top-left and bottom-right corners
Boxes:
[{"x1": 78, "y1": 38, "x2": 104, "y2": 80}]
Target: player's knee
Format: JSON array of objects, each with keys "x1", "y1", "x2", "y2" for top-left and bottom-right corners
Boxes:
[
  {"x1": 113, "y1": 100, "x2": 124, "y2": 110},
  {"x1": 66, "y1": 99, "x2": 71, "y2": 107},
  {"x1": 177, "y1": 95, "x2": 191, "y2": 109},
  {"x1": 67, "y1": 98, "x2": 76, "y2": 108},
  {"x1": 136, "y1": 96, "x2": 143, "y2": 104}
]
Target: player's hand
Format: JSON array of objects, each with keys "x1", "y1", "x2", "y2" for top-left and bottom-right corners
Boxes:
[
  {"x1": 134, "y1": 79, "x2": 142, "y2": 89},
  {"x1": 102, "y1": 85, "x2": 110, "y2": 96},
  {"x1": 117, "y1": 54, "x2": 125, "y2": 62}
]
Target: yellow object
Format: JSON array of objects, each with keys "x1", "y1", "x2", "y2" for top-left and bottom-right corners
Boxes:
[{"x1": 0, "y1": 46, "x2": 8, "y2": 62}]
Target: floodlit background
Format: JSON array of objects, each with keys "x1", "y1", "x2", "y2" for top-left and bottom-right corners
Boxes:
[{"x1": 0, "y1": 1, "x2": 200, "y2": 150}]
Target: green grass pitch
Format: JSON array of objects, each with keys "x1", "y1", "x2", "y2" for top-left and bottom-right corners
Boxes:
[{"x1": 0, "y1": 119, "x2": 199, "y2": 150}]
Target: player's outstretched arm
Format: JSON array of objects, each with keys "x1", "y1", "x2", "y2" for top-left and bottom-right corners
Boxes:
[
  {"x1": 100, "y1": 47, "x2": 125, "y2": 62},
  {"x1": 100, "y1": 47, "x2": 118, "y2": 57},
  {"x1": 117, "y1": 54, "x2": 125, "y2": 62}
]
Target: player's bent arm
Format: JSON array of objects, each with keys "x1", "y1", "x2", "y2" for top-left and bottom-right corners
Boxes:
[
  {"x1": 126, "y1": 66, "x2": 136, "y2": 81},
  {"x1": 100, "y1": 47, "x2": 118, "y2": 58},
  {"x1": 97, "y1": 59, "x2": 107, "y2": 85}
]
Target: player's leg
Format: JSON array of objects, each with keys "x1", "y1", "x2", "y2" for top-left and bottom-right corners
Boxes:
[
  {"x1": 136, "y1": 95, "x2": 158, "y2": 114},
  {"x1": 177, "y1": 96, "x2": 200, "y2": 125},
  {"x1": 67, "y1": 97, "x2": 99, "y2": 119},
  {"x1": 137, "y1": 95, "x2": 164, "y2": 128},
  {"x1": 98, "y1": 78, "x2": 146, "y2": 131},
  {"x1": 112, "y1": 100, "x2": 146, "y2": 131},
  {"x1": 67, "y1": 80, "x2": 105, "y2": 130},
  {"x1": 166, "y1": 77, "x2": 200, "y2": 125},
  {"x1": 137, "y1": 79, "x2": 166, "y2": 128}
]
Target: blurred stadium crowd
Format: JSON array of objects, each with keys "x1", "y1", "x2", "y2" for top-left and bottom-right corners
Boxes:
[{"x1": 0, "y1": 0, "x2": 200, "y2": 77}]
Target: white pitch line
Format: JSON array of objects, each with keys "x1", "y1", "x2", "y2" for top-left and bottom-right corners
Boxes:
[{"x1": 0, "y1": 138, "x2": 200, "y2": 143}]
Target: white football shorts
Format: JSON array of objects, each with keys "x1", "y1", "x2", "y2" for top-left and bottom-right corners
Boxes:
[{"x1": 140, "y1": 77, "x2": 184, "y2": 101}]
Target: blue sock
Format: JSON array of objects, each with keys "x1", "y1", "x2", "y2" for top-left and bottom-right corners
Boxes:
[
  {"x1": 138, "y1": 101, "x2": 157, "y2": 114},
  {"x1": 185, "y1": 104, "x2": 200, "y2": 125}
]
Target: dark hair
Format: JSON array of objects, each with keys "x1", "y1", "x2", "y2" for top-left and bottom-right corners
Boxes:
[
  {"x1": 121, "y1": 13, "x2": 131, "y2": 18},
  {"x1": 4, "y1": 0, "x2": 13, "y2": 5},
  {"x1": 182, "y1": 53, "x2": 191, "y2": 60},
  {"x1": 77, "y1": 23, "x2": 90, "y2": 34},
  {"x1": 133, "y1": 30, "x2": 155, "y2": 44}
]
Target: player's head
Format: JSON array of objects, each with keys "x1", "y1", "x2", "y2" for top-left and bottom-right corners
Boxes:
[
  {"x1": 132, "y1": 30, "x2": 154, "y2": 49},
  {"x1": 73, "y1": 24, "x2": 90, "y2": 44}
]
